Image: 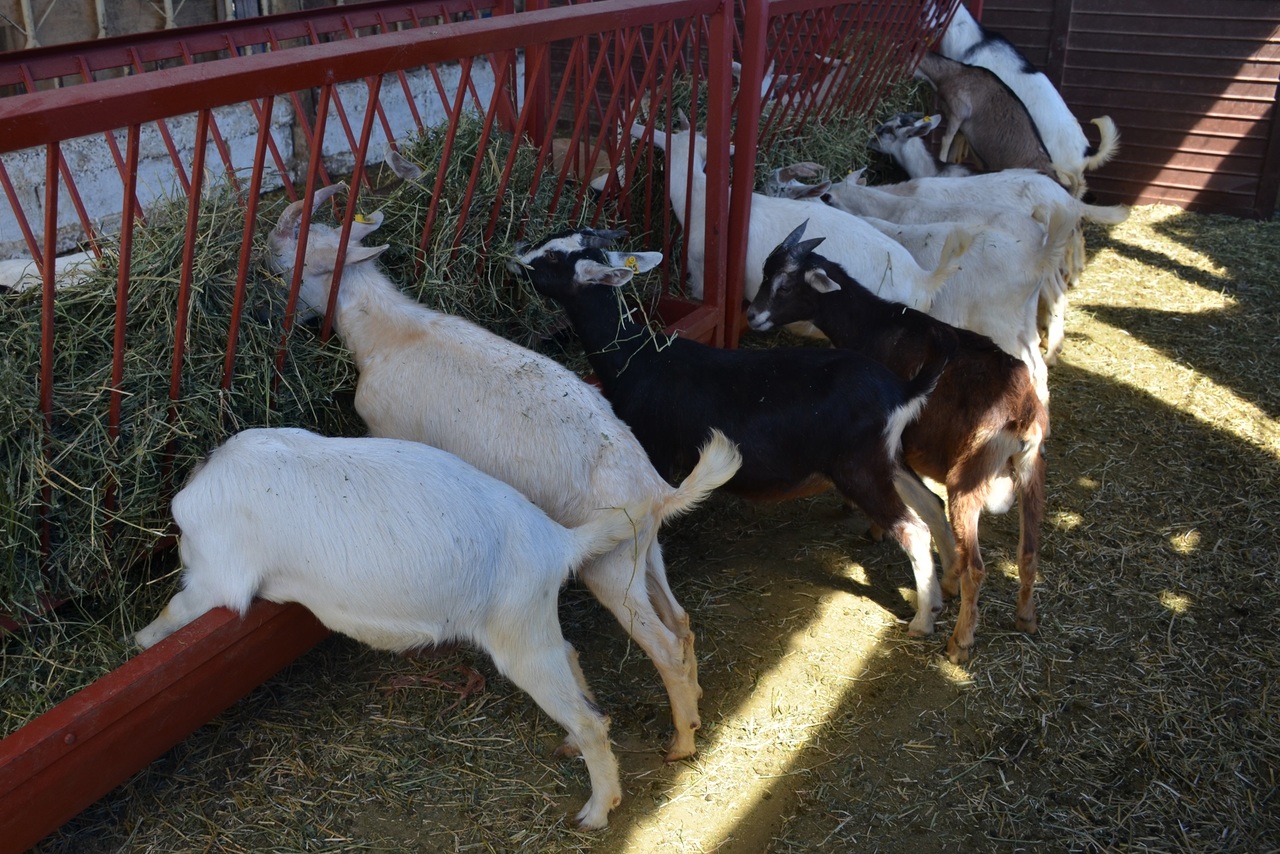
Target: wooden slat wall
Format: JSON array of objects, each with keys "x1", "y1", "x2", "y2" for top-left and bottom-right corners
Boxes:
[{"x1": 979, "y1": 0, "x2": 1280, "y2": 218}]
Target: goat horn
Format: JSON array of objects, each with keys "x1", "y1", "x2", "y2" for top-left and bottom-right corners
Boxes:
[
  {"x1": 273, "y1": 182, "x2": 348, "y2": 236},
  {"x1": 780, "y1": 219, "x2": 809, "y2": 252},
  {"x1": 580, "y1": 228, "x2": 628, "y2": 248}
]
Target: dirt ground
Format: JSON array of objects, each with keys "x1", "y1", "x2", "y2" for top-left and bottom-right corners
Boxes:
[{"x1": 33, "y1": 205, "x2": 1280, "y2": 852}]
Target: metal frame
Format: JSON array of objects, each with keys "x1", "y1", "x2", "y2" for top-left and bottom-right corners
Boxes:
[{"x1": 0, "y1": 2, "x2": 948, "y2": 848}]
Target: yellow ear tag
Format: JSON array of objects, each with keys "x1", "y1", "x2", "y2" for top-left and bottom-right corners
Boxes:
[
  {"x1": 624, "y1": 255, "x2": 640, "y2": 272},
  {"x1": 354, "y1": 213, "x2": 374, "y2": 224}
]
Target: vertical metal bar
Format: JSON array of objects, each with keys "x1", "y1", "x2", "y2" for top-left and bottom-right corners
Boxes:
[
  {"x1": 39, "y1": 143, "x2": 59, "y2": 566},
  {"x1": 321, "y1": 75, "x2": 383, "y2": 342},
  {"x1": 449, "y1": 57, "x2": 505, "y2": 259},
  {"x1": 180, "y1": 41, "x2": 242, "y2": 195},
  {"x1": 278, "y1": 83, "x2": 334, "y2": 373},
  {"x1": 125, "y1": 48, "x2": 192, "y2": 196},
  {"x1": 222, "y1": 95, "x2": 276, "y2": 390},
  {"x1": 523, "y1": 0, "x2": 552, "y2": 144},
  {"x1": 726, "y1": 0, "x2": 768, "y2": 348},
  {"x1": 105, "y1": 125, "x2": 142, "y2": 521},
  {"x1": 167, "y1": 110, "x2": 211, "y2": 440},
  {"x1": 702, "y1": 3, "x2": 732, "y2": 348},
  {"x1": 416, "y1": 62, "x2": 472, "y2": 263}
]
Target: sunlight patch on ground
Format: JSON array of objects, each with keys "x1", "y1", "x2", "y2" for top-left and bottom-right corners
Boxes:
[
  {"x1": 619, "y1": 590, "x2": 890, "y2": 852},
  {"x1": 1053, "y1": 509, "x2": 1085, "y2": 531},
  {"x1": 1168, "y1": 529, "x2": 1201, "y2": 554},
  {"x1": 1069, "y1": 317, "x2": 1278, "y2": 460},
  {"x1": 1159, "y1": 590, "x2": 1192, "y2": 614}
]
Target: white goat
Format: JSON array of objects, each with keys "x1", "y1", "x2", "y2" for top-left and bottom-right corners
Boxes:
[
  {"x1": 822, "y1": 168, "x2": 1129, "y2": 363},
  {"x1": 0, "y1": 250, "x2": 99, "y2": 293},
  {"x1": 868, "y1": 113, "x2": 973, "y2": 179},
  {"x1": 629, "y1": 120, "x2": 970, "y2": 315},
  {"x1": 267, "y1": 185, "x2": 742, "y2": 763},
  {"x1": 136, "y1": 427, "x2": 645, "y2": 828},
  {"x1": 859, "y1": 205, "x2": 1075, "y2": 405},
  {"x1": 936, "y1": 2, "x2": 1119, "y2": 194}
]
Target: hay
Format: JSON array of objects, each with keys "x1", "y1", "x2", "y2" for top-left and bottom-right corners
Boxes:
[{"x1": 0, "y1": 187, "x2": 361, "y2": 615}]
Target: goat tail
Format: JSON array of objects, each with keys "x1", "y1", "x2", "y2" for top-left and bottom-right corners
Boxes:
[
  {"x1": 567, "y1": 497, "x2": 656, "y2": 569},
  {"x1": 1082, "y1": 116, "x2": 1120, "y2": 172},
  {"x1": 1080, "y1": 199, "x2": 1130, "y2": 226},
  {"x1": 884, "y1": 324, "x2": 957, "y2": 458},
  {"x1": 1035, "y1": 202, "x2": 1079, "y2": 280},
  {"x1": 658, "y1": 429, "x2": 743, "y2": 521},
  {"x1": 924, "y1": 225, "x2": 975, "y2": 294}
]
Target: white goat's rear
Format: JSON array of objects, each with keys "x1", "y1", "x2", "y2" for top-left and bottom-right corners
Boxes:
[
  {"x1": 630, "y1": 121, "x2": 970, "y2": 314},
  {"x1": 136, "y1": 427, "x2": 645, "y2": 828},
  {"x1": 823, "y1": 169, "x2": 1128, "y2": 363}
]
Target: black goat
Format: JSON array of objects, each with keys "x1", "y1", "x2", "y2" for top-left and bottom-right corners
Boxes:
[{"x1": 508, "y1": 228, "x2": 956, "y2": 637}]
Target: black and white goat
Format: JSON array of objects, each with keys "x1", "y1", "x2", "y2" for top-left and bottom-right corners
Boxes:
[
  {"x1": 509, "y1": 229, "x2": 957, "y2": 638},
  {"x1": 934, "y1": 1, "x2": 1118, "y2": 194},
  {"x1": 747, "y1": 222, "x2": 1048, "y2": 663},
  {"x1": 912, "y1": 52, "x2": 1072, "y2": 192}
]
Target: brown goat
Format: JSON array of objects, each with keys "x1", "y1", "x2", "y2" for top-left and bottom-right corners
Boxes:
[
  {"x1": 748, "y1": 222, "x2": 1049, "y2": 663},
  {"x1": 914, "y1": 51, "x2": 1075, "y2": 194}
]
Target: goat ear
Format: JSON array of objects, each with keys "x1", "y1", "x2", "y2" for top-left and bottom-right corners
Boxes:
[
  {"x1": 794, "y1": 181, "x2": 832, "y2": 200},
  {"x1": 579, "y1": 228, "x2": 629, "y2": 249},
  {"x1": 805, "y1": 268, "x2": 841, "y2": 294},
  {"x1": 913, "y1": 114, "x2": 942, "y2": 136},
  {"x1": 384, "y1": 148, "x2": 423, "y2": 182},
  {"x1": 604, "y1": 250, "x2": 662, "y2": 274},
  {"x1": 347, "y1": 210, "x2": 384, "y2": 242},
  {"x1": 575, "y1": 258, "x2": 633, "y2": 288},
  {"x1": 342, "y1": 244, "x2": 390, "y2": 268},
  {"x1": 675, "y1": 109, "x2": 691, "y2": 132},
  {"x1": 796, "y1": 236, "x2": 826, "y2": 258}
]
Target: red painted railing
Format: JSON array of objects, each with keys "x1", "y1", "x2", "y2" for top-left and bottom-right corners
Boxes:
[{"x1": 0, "y1": 1, "x2": 955, "y2": 848}]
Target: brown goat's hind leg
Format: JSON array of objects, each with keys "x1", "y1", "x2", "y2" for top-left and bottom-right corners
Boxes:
[
  {"x1": 945, "y1": 494, "x2": 985, "y2": 664},
  {"x1": 1015, "y1": 451, "x2": 1046, "y2": 634}
]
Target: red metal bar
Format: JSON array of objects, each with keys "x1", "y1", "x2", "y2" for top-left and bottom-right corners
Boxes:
[
  {"x1": 701, "y1": 0, "x2": 734, "y2": 347},
  {"x1": 0, "y1": 0, "x2": 499, "y2": 89},
  {"x1": 222, "y1": 97, "x2": 277, "y2": 391},
  {"x1": 0, "y1": 602, "x2": 329, "y2": 854},
  {"x1": 726, "y1": 0, "x2": 769, "y2": 347},
  {"x1": 105, "y1": 125, "x2": 142, "y2": 519},
  {"x1": 321, "y1": 76, "x2": 385, "y2": 343},
  {"x1": 278, "y1": 84, "x2": 335, "y2": 372},
  {"x1": 0, "y1": 0, "x2": 722, "y2": 154}
]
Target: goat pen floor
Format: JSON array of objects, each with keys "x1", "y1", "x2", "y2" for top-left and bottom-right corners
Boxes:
[{"x1": 32, "y1": 204, "x2": 1280, "y2": 853}]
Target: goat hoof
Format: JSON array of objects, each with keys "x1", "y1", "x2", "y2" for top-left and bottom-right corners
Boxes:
[
  {"x1": 907, "y1": 615, "x2": 936, "y2": 637},
  {"x1": 946, "y1": 638, "x2": 972, "y2": 665},
  {"x1": 574, "y1": 796, "x2": 618, "y2": 830},
  {"x1": 664, "y1": 739, "x2": 697, "y2": 763},
  {"x1": 1016, "y1": 616, "x2": 1039, "y2": 635},
  {"x1": 554, "y1": 738, "x2": 582, "y2": 758}
]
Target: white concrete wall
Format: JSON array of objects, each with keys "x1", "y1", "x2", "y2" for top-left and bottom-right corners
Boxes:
[{"x1": 0, "y1": 57, "x2": 517, "y2": 261}]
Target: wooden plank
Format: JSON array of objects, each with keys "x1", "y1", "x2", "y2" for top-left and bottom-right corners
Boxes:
[{"x1": 0, "y1": 601, "x2": 328, "y2": 853}]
